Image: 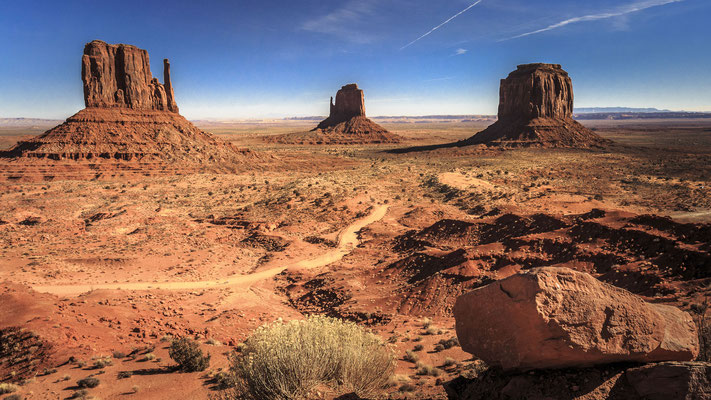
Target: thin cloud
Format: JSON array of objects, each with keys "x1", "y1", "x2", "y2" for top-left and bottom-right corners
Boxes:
[
  {"x1": 301, "y1": 1, "x2": 379, "y2": 43},
  {"x1": 454, "y1": 48, "x2": 468, "y2": 56},
  {"x1": 401, "y1": 0, "x2": 485, "y2": 50},
  {"x1": 502, "y1": 0, "x2": 684, "y2": 40}
]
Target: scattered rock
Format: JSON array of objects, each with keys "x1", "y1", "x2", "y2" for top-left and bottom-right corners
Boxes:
[{"x1": 454, "y1": 267, "x2": 699, "y2": 370}]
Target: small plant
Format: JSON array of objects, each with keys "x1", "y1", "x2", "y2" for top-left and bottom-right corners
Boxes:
[
  {"x1": 413, "y1": 344, "x2": 424, "y2": 352},
  {"x1": 132, "y1": 385, "x2": 140, "y2": 393},
  {"x1": 92, "y1": 357, "x2": 113, "y2": 369},
  {"x1": 443, "y1": 357, "x2": 456, "y2": 367},
  {"x1": 112, "y1": 351, "x2": 126, "y2": 359},
  {"x1": 4, "y1": 394, "x2": 23, "y2": 400},
  {"x1": 160, "y1": 335, "x2": 174, "y2": 343},
  {"x1": 206, "y1": 338, "x2": 222, "y2": 346},
  {"x1": 404, "y1": 350, "x2": 419, "y2": 363},
  {"x1": 400, "y1": 383, "x2": 417, "y2": 392},
  {"x1": 118, "y1": 371, "x2": 133, "y2": 379},
  {"x1": 169, "y1": 337, "x2": 210, "y2": 372},
  {"x1": 77, "y1": 376, "x2": 100, "y2": 388},
  {"x1": 213, "y1": 370, "x2": 237, "y2": 389},
  {"x1": 141, "y1": 353, "x2": 156, "y2": 362},
  {"x1": 69, "y1": 389, "x2": 89, "y2": 399},
  {"x1": 416, "y1": 362, "x2": 441, "y2": 377},
  {"x1": 62, "y1": 374, "x2": 71, "y2": 381},
  {"x1": 0, "y1": 383, "x2": 19, "y2": 394}
]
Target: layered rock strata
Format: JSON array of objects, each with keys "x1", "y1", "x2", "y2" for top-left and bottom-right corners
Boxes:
[{"x1": 466, "y1": 63, "x2": 608, "y2": 147}]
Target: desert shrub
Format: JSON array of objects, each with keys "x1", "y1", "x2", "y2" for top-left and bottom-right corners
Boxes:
[
  {"x1": 169, "y1": 337, "x2": 210, "y2": 372},
  {"x1": 117, "y1": 371, "x2": 133, "y2": 379},
  {"x1": 77, "y1": 376, "x2": 100, "y2": 388},
  {"x1": 112, "y1": 351, "x2": 126, "y2": 359},
  {"x1": 413, "y1": 344, "x2": 424, "y2": 352},
  {"x1": 416, "y1": 362, "x2": 441, "y2": 377},
  {"x1": 92, "y1": 357, "x2": 112, "y2": 369},
  {"x1": 404, "y1": 350, "x2": 419, "y2": 363},
  {"x1": 0, "y1": 383, "x2": 19, "y2": 394},
  {"x1": 141, "y1": 353, "x2": 156, "y2": 362},
  {"x1": 69, "y1": 389, "x2": 89, "y2": 399},
  {"x1": 220, "y1": 315, "x2": 396, "y2": 400},
  {"x1": 4, "y1": 394, "x2": 23, "y2": 400},
  {"x1": 206, "y1": 338, "x2": 222, "y2": 346}
]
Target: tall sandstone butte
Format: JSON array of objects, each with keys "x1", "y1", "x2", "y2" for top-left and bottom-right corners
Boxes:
[
  {"x1": 467, "y1": 63, "x2": 608, "y2": 147},
  {"x1": 1, "y1": 40, "x2": 250, "y2": 170},
  {"x1": 267, "y1": 83, "x2": 400, "y2": 145},
  {"x1": 82, "y1": 40, "x2": 178, "y2": 112}
]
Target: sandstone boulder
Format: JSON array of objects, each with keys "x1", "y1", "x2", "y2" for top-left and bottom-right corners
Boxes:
[
  {"x1": 454, "y1": 267, "x2": 698, "y2": 370},
  {"x1": 466, "y1": 63, "x2": 608, "y2": 147}
]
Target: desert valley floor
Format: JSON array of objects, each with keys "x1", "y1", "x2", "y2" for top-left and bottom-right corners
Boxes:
[{"x1": 1, "y1": 118, "x2": 710, "y2": 399}]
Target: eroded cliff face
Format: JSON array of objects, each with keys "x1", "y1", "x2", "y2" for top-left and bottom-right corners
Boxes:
[
  {"x1": 81, "y1": 40, "x2": 179, "y2": 113},
  {"x1": 291, "y1": 83, "x2": 400, "y2": 144},
  {"x1": 498, "y1": 63, "x2": 573, "y2": 122},
  {"x1": 467, "y1": 63, "x2": 608, "y2": 148},
  {"x1": 0, "y1": 40, "x2": 253, "y2": 169}
]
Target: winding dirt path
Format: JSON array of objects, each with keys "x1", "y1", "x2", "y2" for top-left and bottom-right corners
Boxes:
[{"x1": 33, "y1": 205, "x2": 389, "y2": 297}]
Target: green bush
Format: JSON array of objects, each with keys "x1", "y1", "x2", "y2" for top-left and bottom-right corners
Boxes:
[
  {"x1": 219, "y1": 315, "x2": 396, "y2": 400},
  {"x1": 169, "y1": 337, "x2": 210, "y2": 372}
]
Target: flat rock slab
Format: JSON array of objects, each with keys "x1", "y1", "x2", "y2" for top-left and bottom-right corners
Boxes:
[{"x1": 454, "y1": 267, "x2": 698, "y2": 370}]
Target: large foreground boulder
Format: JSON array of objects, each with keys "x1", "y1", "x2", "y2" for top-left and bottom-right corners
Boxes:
[{"x1": 454, "y1": 267, "x2": 698, "y2": 370}]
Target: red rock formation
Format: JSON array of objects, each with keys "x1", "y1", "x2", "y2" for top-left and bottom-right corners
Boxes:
[
  {"x1": 267, "y1": 83, "x2": 400, "y2": 145},
  {"x1": 318, "y1": 84, "x2": 366, "y2": 129},
  {"x1": 81, "y1": 40, "x2": 178, "y2": 113},
  {"x1": 467, "y1": 64, "x2": 608, "y2": 147},
  {"x1": 1, "y1": 40, "x2": 251, "y2": 169},
  {"x1": 454, "y1": 267, "x2": 698, "y2": 371}
]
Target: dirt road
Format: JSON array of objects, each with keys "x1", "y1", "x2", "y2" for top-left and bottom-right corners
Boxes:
[{"x1": 33, "y1": 205, "x2": 389, "y2": 296}]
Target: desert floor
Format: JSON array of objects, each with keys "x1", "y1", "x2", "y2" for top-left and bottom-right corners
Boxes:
[{"x1": 1, "y1": 118, "x2": 710, "y2": 399}]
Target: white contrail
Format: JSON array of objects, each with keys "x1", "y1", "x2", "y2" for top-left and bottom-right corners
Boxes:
[
  {"x1": 401, "y1": 0, "x2": 485, "y2": 50},
  {"x1": 503, "y1": 0, "x2": 683, "y2": 41}
]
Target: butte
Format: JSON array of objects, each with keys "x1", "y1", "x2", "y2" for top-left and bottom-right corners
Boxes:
[
  {"x1": 0, "y1": 40, "x2": 253, "y2": 180},
  {"x1": 266, "y1": 84, "x2": 401, "y2": 145},
  {"x1": 464, "y1": 63, "x2": 609, "y2": 148}
]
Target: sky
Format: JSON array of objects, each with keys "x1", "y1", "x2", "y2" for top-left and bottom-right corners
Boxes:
[{"x1": 0, "y1": 0, "x2": 709, "y2": 119}]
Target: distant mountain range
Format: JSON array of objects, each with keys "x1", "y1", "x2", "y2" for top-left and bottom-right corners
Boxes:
[
  {"x1": 574, "y1": 107, "x2": 671, "y2": 113},
  {"x1": 0, "y1": 118, "x2": 62, "y2": 128}
]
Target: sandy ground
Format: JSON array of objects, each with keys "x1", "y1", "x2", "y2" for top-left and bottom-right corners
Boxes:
[{"x1": 0, "y1": 118, "x2": 710, "y2": 399}]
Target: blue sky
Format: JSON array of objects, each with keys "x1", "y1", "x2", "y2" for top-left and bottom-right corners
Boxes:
[{"x1": 1, "y1": 0, "x2": 709, "y2": 119}]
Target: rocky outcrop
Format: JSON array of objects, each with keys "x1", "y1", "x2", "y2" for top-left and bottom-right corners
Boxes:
[
  {"x1": 317, "y1": 84, "x2": 366, "y2": 129},
  {"x1": 1, "y1": 40, "x2": 252, "y2": 170},
  {"x1": 82, "y1": 40, "x2": 178, "y2": 112},
  {"x1": 265, "y1": 83, "x2": 400, "y2": 145},
  {"x1": 626, "y1": 362, "x2": 711, "y2": 400},
  {"x1": 444, "y1": 361, "x2": 711, "y2": 400},
  {"x1": 466, "y1": 63, "x2": 608, "y2": 147},
  {"x1": 454, "y1": 267, "x2": 699, "y2": 371}
]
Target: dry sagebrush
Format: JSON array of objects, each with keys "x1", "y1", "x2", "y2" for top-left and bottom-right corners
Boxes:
[{"x1": 217, "y1": 315, "x2": 396, "y2": 400}]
